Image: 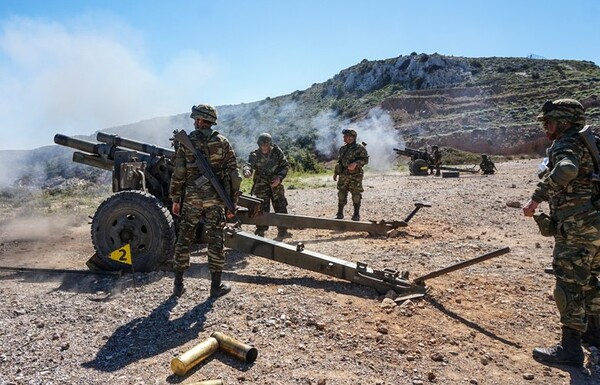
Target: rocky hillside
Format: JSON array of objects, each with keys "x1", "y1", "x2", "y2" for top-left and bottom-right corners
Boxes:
[
  {"x1": 104, "y1": 53, "x2": 600, "y2": 158},
  {"x1": 3, "y1": 53, "x2": 600, "y2": 187}
]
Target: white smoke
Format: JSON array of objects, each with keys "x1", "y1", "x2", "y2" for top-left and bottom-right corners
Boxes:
[
  {"x1": 0, "y1": 16, "x2": 220, "y2": 150},
  {"x1": 312, "y1": 107, "x2": 403, "y2": 171},
  {"x1": 352, "y1": 107, "x2": 403, "y2": 171}
]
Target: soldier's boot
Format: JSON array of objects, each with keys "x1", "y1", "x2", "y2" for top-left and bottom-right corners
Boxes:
[
  {"x1": 351, "y1": 204, "x2": 361, "y2": 221},
  {"x1": 210, "y1": 271, "x2": 231, "y2": 298},
  {"x1": 277, "y1": 228, "x2": 292, "y2": 239},
  {"x1": 173, "y1": 270, "x2": 186, "y2": 297},
  {"x1": 532, "y1": 326, "x2": 584, "y2": 367},
  {"x1": 583, "y1": 315, "x2": 600, "y2": 347},
  {"x1": 254, "y1": 228, "x2": 265, "y2": 237},
  {"x1": 335, "y1": 204, "x2": 345, "y2": 220}
]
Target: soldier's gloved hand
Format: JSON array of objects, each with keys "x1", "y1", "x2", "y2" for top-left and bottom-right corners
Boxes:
[
  {"x1": 226, "y1": 207, "x2": 237, "y2": 219},
  {"x1": 522, "y1": 199, "x2": 538, "y2": 217},
  {"x1": 172, "y1": 202, "x2": 181, "y2": 217},
  {"x1": 347, "y1": 162, "x2": 357, "y2": 171},
  {"x1": 243, "y1": 170, "x2": 252, "y2": 178},
  {"x1": 271, "y1": 176, "x2": 281, "y2": 187}
]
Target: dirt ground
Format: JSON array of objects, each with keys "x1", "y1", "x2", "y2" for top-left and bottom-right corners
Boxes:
[{"x1": 1, "y1": 158, "x2": 599, "y2": 385}]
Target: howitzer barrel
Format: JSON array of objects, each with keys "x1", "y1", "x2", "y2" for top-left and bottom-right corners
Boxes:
[
  {"x1": 72, "y1": 152, "x2": 113, "y2": 171},
  {"x1": 54, "y1": 134, "x2": 104, "y2": 155},
  {"x1": 97, "y1": 132, "x2": 175, "y2": 158}
]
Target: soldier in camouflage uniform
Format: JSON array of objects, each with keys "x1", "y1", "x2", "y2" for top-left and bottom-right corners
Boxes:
[
  {"x1": 479, "y1": 154, "x2": 497, "y2": 175},
  {"x1": 169, "y1": 104, "x2": 241, "y2": 298},
  {"x1": 523, "y1": 99, "x2": 600, "y2": 366},
  {"x1": 243, "y1": 133, "x2": 291, "y2": 238},
  {"x1": 333, "y1": 128, "x2": 369, "y2": 221},
  {"x1": 429, "y1": 145, "x2": 442, "y2": 176}
]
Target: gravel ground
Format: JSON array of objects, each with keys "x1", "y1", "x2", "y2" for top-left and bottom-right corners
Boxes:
[{"x1": 1, "y1": 159, "x2": 599, "y2": 385}]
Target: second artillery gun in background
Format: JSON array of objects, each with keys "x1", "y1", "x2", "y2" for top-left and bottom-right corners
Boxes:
[{"x1": 393, "y1": 146, "x2": 479, "y2": 176}]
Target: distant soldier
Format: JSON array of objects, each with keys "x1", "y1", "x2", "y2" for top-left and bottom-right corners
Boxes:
[
  {"x1": 243, "y1": 133, "x2": 291, "y2": 239},
  {"x1": 333, "y1": 128, "x2": 369, "y2": 221},
  {"x1": 169, "y1": 104, "x2": 241, "y2": 298},
  {"x1": 523, "y1": 98, "x2": 600, "y2": 367},
  {"x1": 479, "y1": 154, "x2": 497, "y2": 175},
  {"x1": 429, "y1": 145, "x2": 442, "y2": 176}
]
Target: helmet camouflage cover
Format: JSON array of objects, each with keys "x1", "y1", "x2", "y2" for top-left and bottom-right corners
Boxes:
[
  {"x1": 536, "y1": 99, "x2": 585, "y2": 126},
  {"x1": 342, "y1": 128, "x2": 357, "y2": 137},
  {"x1": 190, "y1": 104, "x2": 218, "y2": 124},
  {"x1": 257, "y1": 132, "x2": 273, "y2": 145}
]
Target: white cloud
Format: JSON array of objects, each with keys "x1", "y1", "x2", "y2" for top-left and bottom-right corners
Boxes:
[{"x1": 0, "y1": 16, "x2": 220, "y2": 150}]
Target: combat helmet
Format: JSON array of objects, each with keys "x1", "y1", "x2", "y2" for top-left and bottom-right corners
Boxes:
[
  {"x1": 257, "y1": 133, "x2": 273, "y2": 145},
  {"x1": 481, "y1": 153, "x2": 488, "y2": 158},
  {"x1": 537, "y1": 99, "x2": 585, "y2": 126},
  {"x1": 342, "y1": 128, "x2": 357, "y2": 137},
  {"x1": 190, "y1": 104, "x2": 218, "y2": 125}
]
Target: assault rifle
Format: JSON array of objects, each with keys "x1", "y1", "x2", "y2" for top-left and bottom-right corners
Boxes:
[
  {"x1": 579, "y1": 125, "x2": 600, "y2": 182},
  {"x1": 174, "y1": 130, "x2": 237, "y2": 214}
]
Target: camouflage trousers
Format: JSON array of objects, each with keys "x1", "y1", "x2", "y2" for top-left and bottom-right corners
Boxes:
[
  {"x1": 173, "y1": 201, "x2": 226, "y2": 273},
  {"x1": 552, "y1": 212, "x2": 600, "y2": 332},
  {"x1": 253, "y1": 182, "x2": 288, "y2": 232},
  {"x1": 337, "y1": 173, "x2": 364, "y2": 206}
]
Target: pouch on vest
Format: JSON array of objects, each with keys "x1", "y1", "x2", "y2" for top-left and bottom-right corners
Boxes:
[{"x1": 533, "y1": 212, "x2": 557, "y2": 237}]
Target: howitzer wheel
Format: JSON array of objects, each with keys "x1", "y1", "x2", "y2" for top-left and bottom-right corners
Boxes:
[
  {"x1": 409, "y1": 159, "x2": 429, "y2": 176},
  {"x1": 91, "y1": 190, "x2": 175, "y2": 272}
]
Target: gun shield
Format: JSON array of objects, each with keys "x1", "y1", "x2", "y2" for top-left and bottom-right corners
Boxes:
[
  {"x1": 211, "y1": 331, "x2": 258, "y2": 363},
  {"x1": 171, "y1": 336, "x2": 219, "y2": 376}
]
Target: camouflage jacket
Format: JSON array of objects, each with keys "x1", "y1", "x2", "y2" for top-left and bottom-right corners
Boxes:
[
  {"x1": 243, "y1": 145, "x2": 289, "y2": 184},
  {"x1": 334, "y1": 142, "x2": 369, "y2": 177},
  {"x1": 430, "y1": 149, "x2": 442, "y2": 166},
  {"x1": 480, "y1": 159, "x2": 496, "y2": 172},
  {"x1": 531, "y1": 127, "x2": 596, "y2": 220},
  {"x1": 169, "y1": 128, "x2": 240, "y2": 205}
]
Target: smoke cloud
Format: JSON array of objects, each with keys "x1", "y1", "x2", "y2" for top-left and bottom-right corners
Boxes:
[{"x1": 0, "y1": 16, "x2": 219, "y2": 150}]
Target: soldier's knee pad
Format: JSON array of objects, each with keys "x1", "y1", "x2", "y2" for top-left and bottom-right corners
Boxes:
[{"x1": 555, "y1": 281, "x2": 582, "y2": 314}]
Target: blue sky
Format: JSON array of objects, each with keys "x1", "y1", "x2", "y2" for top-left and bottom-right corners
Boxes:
[{"x1": 0, "y1": 0, "x2": 599, "y2": 150}]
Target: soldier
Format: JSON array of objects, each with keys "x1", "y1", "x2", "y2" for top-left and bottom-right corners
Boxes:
[
  {"x1": 479, "y1": 154, "x2": 497, "y2": 175},
  {"x1": 333, "y1": 128, "x2": 369, "y2": 221},
  {"x1": 523, "y1": 99, "x2": 600, "y2": 366},
  {"x1": 243, "y1": 133, "x2": 291, "y2": 239},
  {"x1": 429, "y1": 145, "x2": 442, "y2": 176},
  {"x1": 169, "y1": 104, "x2": 241, "y2": 298}
]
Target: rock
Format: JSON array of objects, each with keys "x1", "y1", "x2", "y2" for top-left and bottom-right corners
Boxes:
[
  {"x1": 522, "y1": 373, "x2": 534, "y2": 380},
  {"x1": 381, "y1": 298, "x2": 397, "y2": 309},
  {"x1": 506, "y1": 201, "x2": 522, "y2": 208}
]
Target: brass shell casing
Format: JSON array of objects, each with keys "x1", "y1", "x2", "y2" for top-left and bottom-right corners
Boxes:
[
  {"x1": 171, "y1": 336, "x2": 219, "y2": 376},
  {"x1": 211, "y1": 331, "x2": 258, "y2": 363},
  {"x1": 186, "y1": 380, "x2": 224, "y2": 385}
]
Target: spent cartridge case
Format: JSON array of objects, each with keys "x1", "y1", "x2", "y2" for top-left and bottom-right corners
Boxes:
[
  {"x1": 171, "y1": 336, "x2": 219, "y2": 376},
  {"x1": 186, "y1": 380, "x2": 224, "y2": 385},
  {"x1": 211, "y1": 331, "x2": 258, "y2": 363}
]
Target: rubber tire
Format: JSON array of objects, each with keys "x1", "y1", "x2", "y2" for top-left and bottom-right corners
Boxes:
[
  {"x1": 91, "y1": 190, "x2": 175, "y2": 272},
  {"x1": 410, "y1": 159, "x2": 430, "y2": 176}
]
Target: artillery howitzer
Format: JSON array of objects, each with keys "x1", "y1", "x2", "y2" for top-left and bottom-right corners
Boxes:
[
  {"x1": 52, "y1": 132, "x2": 505, "y2": 298},
  {"x1": 393, "y1": 146, "x2": 480, "y2": 176},
  {"x1": 393, "y1": 146, "x2": 431, "y2": 176}
]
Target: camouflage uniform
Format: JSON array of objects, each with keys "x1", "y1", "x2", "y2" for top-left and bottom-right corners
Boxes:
[
  {"x1": 479, "y1": 155, "x2": 496, "y2": 175},
  {"x1": 527, "y1": 98, "x2": 599, "y2": 366},
  {"x1": 334, "y1": 129, "x2": 369, "y2": 220},
  {"x1": 243, "y1": 141, "x2": 289, "y2": 236},
  {"x1": 429, "y1": 146, "x2": 442, "y2": 176},
  {"x1": 169, "y1": 104, "x2": 240, "y2": 298}
]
